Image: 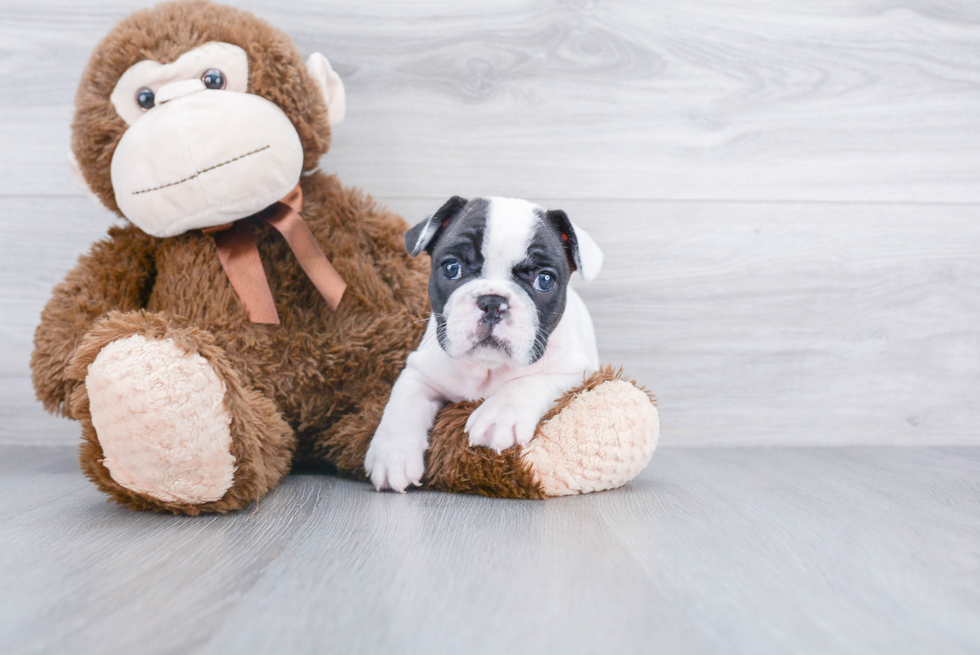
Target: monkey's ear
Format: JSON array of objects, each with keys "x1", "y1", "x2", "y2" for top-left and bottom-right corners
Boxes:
[
  {"x1": 67, "y1": 151, "x2": 108, "y2": 209},
  {"x1": 306, "y1": 53, "x2": 346, "y2": 126},
  {"x1": 405, "y1": 196, "x2": 468, "y2": 257}
]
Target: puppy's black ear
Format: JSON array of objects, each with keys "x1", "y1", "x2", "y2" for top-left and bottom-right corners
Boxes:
[
  {"x1": 405, "y1": 196, "x2": 468, "y2": 257},
  {"x1": 544, "y1": 209, "x2": 603, "y2": 281}
]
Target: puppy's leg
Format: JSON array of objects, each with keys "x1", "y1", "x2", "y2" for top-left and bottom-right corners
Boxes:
[
  {"x1": 364, "y1": 369, "x2": 445, "y2": 492},
  {"x1": 466, "y1": 373, "x2": 583, "y2": 453}
]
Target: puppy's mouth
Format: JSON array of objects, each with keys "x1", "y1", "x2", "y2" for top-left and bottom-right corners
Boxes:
[
  {"x1": 465, "y1": 322, "x2": 511, "y2": 355},
  {"x1": 472, "y1": 335, "x2": 510, "y2": 355}
]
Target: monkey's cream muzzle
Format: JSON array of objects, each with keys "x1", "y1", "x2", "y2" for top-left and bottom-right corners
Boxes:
[
  {"x1": 83, "y1": 41, "x2": 349, "y2": 323},
  {"x1": 110, "y1": 88, "x2": 304, "y2": 238}
]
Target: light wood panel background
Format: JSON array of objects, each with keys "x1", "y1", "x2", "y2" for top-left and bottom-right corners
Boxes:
[{"x1": 2, "y1": 0, "x2": 979, "y2": 446}]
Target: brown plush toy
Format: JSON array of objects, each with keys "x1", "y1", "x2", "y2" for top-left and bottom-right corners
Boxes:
[{"x1": 31, "y1": 0, "x2": 659, "y2": 514}]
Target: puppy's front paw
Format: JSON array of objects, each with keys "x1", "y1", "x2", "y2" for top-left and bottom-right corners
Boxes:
[
  {"x1": 364, "y1": 432, "x2": 426, "y2": 493},
  {"x1": 465, "y1": 395, "x2": 543, "y2": 453}
]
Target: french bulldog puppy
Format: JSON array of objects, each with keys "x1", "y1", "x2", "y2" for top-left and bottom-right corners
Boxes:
[{"x1": 365, "y1": 196, "x2": 604, "y2": 492}]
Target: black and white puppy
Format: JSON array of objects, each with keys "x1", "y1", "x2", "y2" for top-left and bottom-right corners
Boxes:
[{"x1": 364, "y1": 196, "x2": 604, "y2": 492}]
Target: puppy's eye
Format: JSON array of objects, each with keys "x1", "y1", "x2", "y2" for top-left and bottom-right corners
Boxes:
[
  {"x1": 533, "y1": 271, "x2": 557, "y2": 292},
  {"x1": 136, "y1": 87, "x2": 155, "y2": 111},
  {"x1": 441, "y1": 259, "x2": 462, "y2": 280},
  {"x1": 201, "y1": 68, "x2": 226, "y2": 90}
]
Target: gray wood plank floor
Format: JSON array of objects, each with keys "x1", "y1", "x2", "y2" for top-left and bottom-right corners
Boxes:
[{"x1": 1, "y1": 445, "x2": 977, "y2": 655}]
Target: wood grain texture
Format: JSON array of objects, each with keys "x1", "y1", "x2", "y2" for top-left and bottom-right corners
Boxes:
[
  {"x1": 3, "y1": 3, "x2": 979, "y2": 653},
  {"x1": 0, "y1": 445, "x2": 977, "y2": 654},
  {"x1": 4, "y1": 196, "x2": 978, "y2": 446},
  {"x1": 2, "y1": 0, "x2": 980, "y2": 201},
  {"x1": 1, "y1": 0, "x2": 978, "y2": 447}
]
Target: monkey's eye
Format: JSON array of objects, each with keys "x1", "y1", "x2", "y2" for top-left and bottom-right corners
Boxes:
[
  {"x1": 533, "y1": 271, "x2": 557, "y2": 292},
  {"x1": 201, "y1": 68, "x2": 226, "y2": 90},
  {"x1": 441, "y1": 259, "x2": 462, "y2": 280},
  {"x1": 135, "y1": 87, "x2": 155, "y2": 111}
]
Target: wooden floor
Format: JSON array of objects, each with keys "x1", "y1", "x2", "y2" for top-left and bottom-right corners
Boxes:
[{"x1": 0, "y1": 445, "x2": 977, "y2": 655}]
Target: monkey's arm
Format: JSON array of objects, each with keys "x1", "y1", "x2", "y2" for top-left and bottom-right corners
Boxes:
[{"x1": 31, "y1": 224, "x2": 157, "y2": 416}]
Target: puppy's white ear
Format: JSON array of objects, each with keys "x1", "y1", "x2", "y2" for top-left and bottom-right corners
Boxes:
[
  {"x1": 569, "y1": 222, "x2": 603, "y2": 281},
  {"x1": 306, "y1": 53, "x2": 346, "y2": 126},
  {"x1": 545, "y1": 210, "x2": 604, "y2": 281},
  {"x1": 405, "y1": 196, "x2": 468, "y2": 256},
  {"x1": 68, "y1": 151, "x2": 109, "y2": 209}
]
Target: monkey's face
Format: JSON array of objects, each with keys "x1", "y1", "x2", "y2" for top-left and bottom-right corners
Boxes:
[
  {"x1": 71, "y1": 2, "x2": 346, "y2": 238},
  {"x1": 109, "y1": 42, "x2": 313, "y2": 237}
]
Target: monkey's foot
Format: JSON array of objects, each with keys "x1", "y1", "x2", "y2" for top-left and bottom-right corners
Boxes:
[
  {"x1": 521, "y1": 374, "x2": 659, "y2": 497},
  {"x1": 67, "y1": 311, "x2": 295, "y2": 515},
  {"x1": 422, "y1": 367, "x2": 658, "y2": 499},
  {"x1": 84, "y1": 334, "x2": 236, "y2": 504}
]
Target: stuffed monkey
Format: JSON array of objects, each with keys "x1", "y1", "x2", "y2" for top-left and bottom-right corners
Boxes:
[{"x1": 31, "y1": 0, "x2": 658, "y2": 514}]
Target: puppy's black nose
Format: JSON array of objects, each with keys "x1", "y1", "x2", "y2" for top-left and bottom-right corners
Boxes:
[{"x1": 477, "y1": 295, "x2": 509, "y2": 325}]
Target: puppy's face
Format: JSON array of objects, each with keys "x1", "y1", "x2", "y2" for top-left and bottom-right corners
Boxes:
[{"x1": 406, "y1": 197, "x2": 602, "y2": 367}]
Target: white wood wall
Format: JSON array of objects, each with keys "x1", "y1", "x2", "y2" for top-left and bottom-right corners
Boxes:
[{"x1": 1, "y1": 0, "x2": 978, "y2": 446}]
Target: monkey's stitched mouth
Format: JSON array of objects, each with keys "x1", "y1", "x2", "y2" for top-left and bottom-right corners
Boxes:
[{"x1": 131, "y1": 145, "x2": 271, "y2": 195}]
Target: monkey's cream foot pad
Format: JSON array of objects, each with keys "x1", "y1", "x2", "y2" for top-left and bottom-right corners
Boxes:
[
  {"x1": 523, "y1": 379, "x2": 659, "y2": 496},
  {"x1": 84, "y1": 335, "x2": 235, "y2": 504}
]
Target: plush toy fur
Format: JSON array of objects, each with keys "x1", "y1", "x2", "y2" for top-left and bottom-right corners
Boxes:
[
  {"x1": 71, "y1": 0, "x2": 331, "y2": 215},
  {"x1": 31, "y1": 0, "x2": 658, "y2": 514},
  {"x1": 424, "y1": 367, "x2": 658, "y2": 499}
]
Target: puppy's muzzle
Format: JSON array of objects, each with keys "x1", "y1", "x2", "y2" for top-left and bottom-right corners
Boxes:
[{"x1": 476, "y1": 294, "x2": 509, "y2": 326}]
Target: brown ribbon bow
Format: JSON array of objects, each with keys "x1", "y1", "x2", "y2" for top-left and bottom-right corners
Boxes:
[{"x1": 204, "y1": 183, "x2": 346, "y2": 324}]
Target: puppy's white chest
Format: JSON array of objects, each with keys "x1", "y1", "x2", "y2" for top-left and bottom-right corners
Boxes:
[{"x1": 439, "y1": 361, "x2": 525, "y2": 403}]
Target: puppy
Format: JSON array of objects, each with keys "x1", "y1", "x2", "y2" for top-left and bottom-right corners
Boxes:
[{"x1": 364, "y1": 196, "x2": 604, "y2": 492}]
